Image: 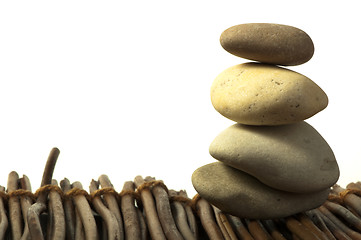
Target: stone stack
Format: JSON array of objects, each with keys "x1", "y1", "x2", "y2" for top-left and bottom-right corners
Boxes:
[{"x1": 192, "y1": 23, "x2": 340, "y2": 219}]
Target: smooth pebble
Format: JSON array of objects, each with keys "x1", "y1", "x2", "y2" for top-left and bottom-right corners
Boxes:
[
  {"x1": 220, "y1": 23, "x2": 314, "y2": 66},
  {"x1": 192, "y1": 162, "x2": 330, "y2": 219},
  {"x1": 209, "y1": 121, "x2": 339, "y2": 193},
  {"x1": 210, "y1": 62, "x2": 328, "y2": 125}
]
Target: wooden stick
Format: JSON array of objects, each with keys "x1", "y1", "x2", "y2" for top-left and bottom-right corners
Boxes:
[
  {"x1": 306, "y1": 210, "x2": 336, "y2": 240},
  {"x1": 0, "y1": 186, "x2": 9, "y2": 240},
  {"x1": 219, "y1": 213, "x2": 239, "y2": 240},
  {"x1": 261, "y1": 220, "x2": 287, "y2": 240},
  {"x1": 195, "y1": 197, "x2": 223, "y2": 240},
  {"x1": 74, "y1": 206, "x2": 85, "y2": 240},
  {"x1": 98, "y1": 175, "x2": 124, "y2": 239},
  {"x1": 324, "y1": 200, "x2": 361, "y2": 231},
  {"x1": 47, "y1": 180, "x2": 65, "y2": 240},
  {"x1": 319, "y1": 205, "x2": 361, "y2": 239},
  {"x1": 28, "y1": 147, "x2": 60, "y2": 240},
  {"x1": 89, "y1": 179, "x2": 121, "y2": 240},
  {"x1": 136, "y1": 207, "x2": 149, "y2": 240},
  {"x1": 315, "y1": 208, "x2": 352, "y2": 240},
  {"x1": 120, "y1": 181, "x2": 142, "y2": 239},
  {"x1": 27, "y1": 202, "x2": 47, "y2": 240},
  {"x1": 134, "y1": 175, "x2": 166, "y2": 240},
  {"x1": 7, "y1": 171, "x2": 23, "y2": 240},
  {"x1": 60, "y1": 178, "x2": 76, "y2": 240},
  {"x1": 19, "y1": 175, "x2": 33, "y2": 240},
  {"x1": 169, "y1": 190, "x2": 196, "y2": 240},
  {"x1": 297, "y1": 213, "x2": 329, "y2": 240},
  {"x1": 246, "y1": 219, "x2": 273, "y2": 240},
  {"x1": 227, "y1": 215, "x2": 254, "y2": 240},
  {"x1": 285, "y1": 217, "x2": 320, "y2": 240},
  {"x1": 145, "y1": 177, "x2": 184, "y2": 240},
  {"x1": 332, "y1": 184, "x2": 361, "y2": 217},
  {"x1": 347, "y1": 182, "x2": 361, "y2": 191},
  {"x1": 71, "y1": 181, "x2": 98, "y2": 240},
  {"x1": 178, "y1": 190, "x2": 198, "y2": 238}
]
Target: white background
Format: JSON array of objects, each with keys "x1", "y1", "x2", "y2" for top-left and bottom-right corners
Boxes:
[{"x1": 0, "y1": 1, "x2": 360, "y2": 198}]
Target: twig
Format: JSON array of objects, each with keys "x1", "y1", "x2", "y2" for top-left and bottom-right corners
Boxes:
[
  {"x1": 89, "y1": 179, "x2": 121, "y2": 240},
  {"x1": 136, "y1": 207, "x2": 149, "y2": 240},
  {"x1": 347, "y1": 182, "x2": 361, "y2": 191},
  {"x1": 60, "y1": 178, "x2": 76, "y2": 240},
  {"x1": 323, "y1": 200, "x2": 361, "y2": 231},
  {"x1": 261, "y1": 220, "x2": 287, "y2": 240},
  {"x1": 7, "y1": 171, "x2": 23, "y2": 240},
  {"x1": 134, "y1": 175, "x2": 166, "y2": 240},
  {"x1": 194, "y1": 196, "x2": 223, "y2": 240},
  {"x1": 227, "y1": 215, "x2": 254, "y2": 240},
  {"x1": 0, "y1": 186, "x2": 9, "y2": 240},
  {"x1": 27, "y1": 202, "x2": 47, "y2": 240},
  {"x1": 19, "y1": 175, "x2": 33, "y2": 240},
  {"x1": 178, "y1": 190, "x2": 198, "y2": 238},
  {"x1": 245, "y1": 219, "x2": 272, "y2": 240},
  {"x1": 120, "y1": 181, "x2": 142, "y2": 239},
  {"x1": 144, "y1": 176, "x2": 184, "y2": 240},
  {"x1": 169, "y1": 190, "x2": 196, "y2": 240},
  {"x1": 47, "y1": 180, "x2": 65, "y2": 240},
  {"x1": 74, "y1": 206, "x2": 85, "y2": 240},
  {"x1": 332, "y1": 184, "x2": 361, "y2": 217},
  {"x1": 306, "y1": 210, "x2": 336, "y2": 240},
  {"x1": 28, "y1": 147, "x2": 61, "y2": 240},
  {"x1": 212, "y1": 206, "x2": 237, "y2": 240},
  {"x1": 296, "y1": 213, "x2": 329, "y2": 240},
  {"x1": 284, "y1": 217, "x2": 320, "y2": 240},
  {"x1": 71, "y1": 181, "x2": 98, "y2": 240},
  {"x1": 98, "y1": 175, "x2": 124, "y2": 239},
  {"x1": 318, "y1": 205, "x2": 361, "y2": 239},
  {"x1": 315, "y1": 208, "x2": 352, "y2": 240}
]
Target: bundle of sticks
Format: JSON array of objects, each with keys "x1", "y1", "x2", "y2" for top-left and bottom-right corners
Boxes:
[{"x1": 1, "y1": 148, "x2": 361, "y2": 240}]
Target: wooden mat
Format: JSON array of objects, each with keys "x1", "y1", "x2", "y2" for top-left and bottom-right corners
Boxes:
[{"x1": 1, "y1": 148, "x2": 360, "y2": 240}]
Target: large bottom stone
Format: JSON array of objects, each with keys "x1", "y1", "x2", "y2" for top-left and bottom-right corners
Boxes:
[{"x1": 192, "y1": 162, "x2": 330, "y2": 219}]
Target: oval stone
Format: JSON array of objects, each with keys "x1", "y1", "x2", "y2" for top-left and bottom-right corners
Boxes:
[
  {"x1": 192, "y1": 162, "x2": 330, "y2": 219},
  {"x1": 209, "y1": 121, "x2": 339, "y2": 193},
  {"x1": 210, "y1": 62, "x2": 328, "y2": 125},
  {"x1": 220, "y1": 23, "x2": 314, "y2": 66}
]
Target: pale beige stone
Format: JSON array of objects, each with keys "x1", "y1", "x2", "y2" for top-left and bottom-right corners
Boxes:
[
  {"x1": 192, "y1": 162, "x2": 330, "y2": 219},
  {"x1": 210, "y1": 62, "x2": 328, "y2": 125},
  {"x1": 220, "y1": 23, "x2": 314, "y2": 66},
  {"x1": 209, "y1": 121, "x2": 339, "y2": 193}
]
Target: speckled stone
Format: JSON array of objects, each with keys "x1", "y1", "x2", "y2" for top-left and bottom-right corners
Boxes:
[
  {"x1": 220, "y1": 23, "x2": 314, "y2": 66},
  {"x1": 192, "y1": 162, "x2": 330, "y2": 219},
  {"x1": 210, "y1": 62, "x2": 328, "y2": 125},
  {"x1": 209, "y1": 121, "x2": 339, "y2": 193}
]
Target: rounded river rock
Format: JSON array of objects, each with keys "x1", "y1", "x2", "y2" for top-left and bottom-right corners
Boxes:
[
  {"x1": 210, "y1": 62, "x2": 328, "y2": 125},
  {"x1": 209, "y1": 121, "x2": 339, "y2": 193},
  {"x1": 192, "y1": 162, "x2": 330, "y2": 219},
  {"x1": 220, "y1": 23, "x2": 314, "y2": 66}
]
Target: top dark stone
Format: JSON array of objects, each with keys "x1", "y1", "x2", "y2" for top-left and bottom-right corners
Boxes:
[{"x1": 220, "y1": 23, "x2": 314, "y2": 66}]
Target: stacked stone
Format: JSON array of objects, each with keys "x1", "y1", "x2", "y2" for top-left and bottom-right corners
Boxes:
[{"x1": 192, "y1": 23, "x2": 340, "y2": 219}]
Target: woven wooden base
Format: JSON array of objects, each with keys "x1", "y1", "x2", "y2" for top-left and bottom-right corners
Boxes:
[{"x1": 1, "y1": 148, "x2": 361, "y2": 240}]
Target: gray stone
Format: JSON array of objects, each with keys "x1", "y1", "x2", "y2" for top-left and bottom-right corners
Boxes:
[
  {"x1": 220, "y1": 23, "x2": 314, "y2": 66},
  {"x1": 192, "y1": 162, "x2": 330, "y2": 219},
  {"x1": 210, "y1": 62, "x2": 328, "y2": 125},
  {"x1": 209, "y1": 121, "x2": 339, "y2": 193}
]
